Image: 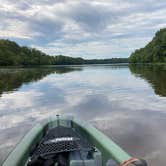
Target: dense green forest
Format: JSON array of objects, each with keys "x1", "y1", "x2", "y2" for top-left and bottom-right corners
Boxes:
[
  {"x1": 129, "y1": 28, "x2": 166, "y2": 63},
  {"x1": 0, "y1": 39, "x2": 128, "y2": 65},
  {"x1": 0, "y1": 39, "x2": 85, "y2": 65},
  {"x1": 85, "y1": 58, "x2": 128, "y2": 64}
]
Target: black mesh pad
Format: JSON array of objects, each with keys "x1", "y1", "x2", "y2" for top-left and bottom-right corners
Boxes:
[{"x1": 31, "y1": 126, "x2": 92, "y2": 158}]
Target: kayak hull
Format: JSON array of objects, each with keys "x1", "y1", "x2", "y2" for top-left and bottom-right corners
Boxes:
[{"x1": 3, "y1": 116, "x2": 131, "y2": 166}]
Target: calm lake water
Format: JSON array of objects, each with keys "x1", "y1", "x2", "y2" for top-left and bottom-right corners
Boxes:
[{"x1": 0, "y1": 64, "x2": 166, "y2": 165}]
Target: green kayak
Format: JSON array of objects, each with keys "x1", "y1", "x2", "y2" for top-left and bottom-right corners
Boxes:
[{"x1": 2, "y1": 115, "x2": 148, "y2": 166}]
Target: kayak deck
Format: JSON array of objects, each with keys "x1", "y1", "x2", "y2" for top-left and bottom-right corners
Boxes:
[
  {"x1": 27, "y1": 126, "x2": 100, "y2": 166},
  {"x1": 31, "y1": 126, "x2": 92, "y2": 156}
]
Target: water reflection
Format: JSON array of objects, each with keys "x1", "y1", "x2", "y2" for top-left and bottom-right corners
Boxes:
[
  {"x1": 0, "y1": 65, "x2": 165, "y2": 166},
  {"x1": 129, "y1": 64, "x2": 166, "y2": 96},
  {"x1": 0, "y1": 66, "x2": 82, "y2": 95}
]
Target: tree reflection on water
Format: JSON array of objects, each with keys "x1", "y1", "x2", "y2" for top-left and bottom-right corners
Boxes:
[{"x1": 129, "y1": 64, "x2": 166, "y2": 97}]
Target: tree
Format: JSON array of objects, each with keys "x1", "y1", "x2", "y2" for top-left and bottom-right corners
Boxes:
[{"x1": 129, "y1": 28, "x2": 166, "y2": 63}]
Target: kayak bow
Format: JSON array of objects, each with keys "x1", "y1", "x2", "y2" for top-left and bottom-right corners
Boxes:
[{"x1": 2, "y1": 116, "x2": 148, "y2": 166}]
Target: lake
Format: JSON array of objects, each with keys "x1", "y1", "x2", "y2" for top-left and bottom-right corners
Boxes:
[{"x1": 0, "y1": 64, "x2": 166, "y2": 165}]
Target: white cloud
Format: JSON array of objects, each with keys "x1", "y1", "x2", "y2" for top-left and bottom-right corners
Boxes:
[
  {"x1": 0, "y1": 19, "x2": 40, "y2": 39},
  {"x1": 0, "y1": 0, "x2": 166, "y2": 57}
]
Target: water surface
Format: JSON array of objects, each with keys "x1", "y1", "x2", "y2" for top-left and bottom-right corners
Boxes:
[{"x1": 0, "y1": 64, "x2": 166, "y2": 165}]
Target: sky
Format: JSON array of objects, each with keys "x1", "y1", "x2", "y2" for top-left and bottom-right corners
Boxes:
[{"x1": 0, "y1": 0, "x2": 166, "y2": 58}]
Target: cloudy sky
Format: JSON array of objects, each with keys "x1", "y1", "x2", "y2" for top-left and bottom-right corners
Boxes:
[{"x1": 0, "y1": 0, "x2": 166, "y2": 58}]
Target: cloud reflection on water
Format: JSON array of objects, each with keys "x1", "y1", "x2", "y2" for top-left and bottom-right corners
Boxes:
[{"x1": 0, "y1": 65, "x2": 166, "y2": 165}]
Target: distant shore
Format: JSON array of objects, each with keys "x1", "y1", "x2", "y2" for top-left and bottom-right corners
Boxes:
[{"x1": 0, "y1": 39, "x2": 128, "y2": 66}]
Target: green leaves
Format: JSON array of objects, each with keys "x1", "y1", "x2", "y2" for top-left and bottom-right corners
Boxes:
[
  {"x1": 0, "y1": 39, "x2": 128, "y2": 66},
  {"x1": 129, "y1": 28, "x2": 166, "y2": 63}
]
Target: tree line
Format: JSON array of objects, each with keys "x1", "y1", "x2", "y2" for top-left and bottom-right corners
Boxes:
[
  {"x1": 129, "y1": 28, "x2": 166, "y2": 63},
  {"x1": 0, "y1": 39, "x2": 128, "y2": 66}
]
